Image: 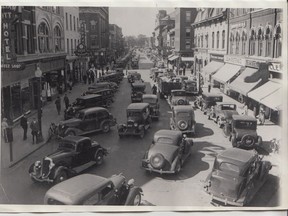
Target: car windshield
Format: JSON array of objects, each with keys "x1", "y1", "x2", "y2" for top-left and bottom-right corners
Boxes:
[
  {"x1": 75, "y1": 98, "x2": 85, "y2": 106},
  {"x1": 235, "y1": 120, "x2": 257, "y2": 130},
  {"x1": 221, "y1": 104, "x2": 236, "y2": 110},
  {"x1": 127, "y1": 111, "x2": 141, "y2": 117},
  {"x1": 75, "y1": 112, "x2": 85, "y2": 119},
  {"x1": 219, "y1": 162, "x2": 240, "y2": 174},
  {"x1": 143, "y1": 98, "x2": 156, "y2": 104},
  {"x1": 58, "y1": 141, "x2": 76, "y2": 151},
  {"x1": 172, "y1": 91, "x2": 185, "y2": 96},
  {"x1": 176, "y1": 112, "x2": 190, "y2": 118}
]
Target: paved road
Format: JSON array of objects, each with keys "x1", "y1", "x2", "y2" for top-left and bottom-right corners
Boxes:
[{"x1": 0, "y1": 67, "x2": 279, "y2": 207}]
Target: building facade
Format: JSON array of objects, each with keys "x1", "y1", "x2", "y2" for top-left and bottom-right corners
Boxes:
[
  {"x1": 154, "y1": 10, "x2": 167, "y2": 56},
  {"x1": 109, "y1": 24, "x2": 124, "y2": 61}
]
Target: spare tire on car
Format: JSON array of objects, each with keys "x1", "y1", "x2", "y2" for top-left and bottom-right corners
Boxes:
[
  {"x1": 241, "y1": 134, "x2": 255, "y2": 148},
  {"x1": 178, "y1": 120, "x2": 188, "y2": 130}
]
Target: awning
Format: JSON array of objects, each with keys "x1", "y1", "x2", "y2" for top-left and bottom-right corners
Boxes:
[
  {"x1": 228, "y1": 67, "x2": 262, "y2": 96},
  {"x1": 212, "y1": 63, "x2": 242, "y2": 83},
  {"x1": 181, "y1": 57, "x2": 194, "y2": 62},
  {"x1": 248, "y1": 80, "x2": 282, "y2": 110},
  {"x1": 202, "y1": 61, "x2": 224, "y2": 75},
  {"x1": 168, "y1": 55, "x2": 179, "y2": 61},
  {"x1": 168, "y1": 54, "x2": 174, "y2": 59}
]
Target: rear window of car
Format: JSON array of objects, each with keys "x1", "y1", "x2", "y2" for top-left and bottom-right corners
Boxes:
[
  {"x1": 219, "y1": 162, "x2": 240, "y2": 174},
  {"x1": 58, "y1": 141, "x2": 76, "y2": 151},
  {"x1": 221, "y1": 104, "x2": 236, "y2": 110},
  {"x1": 235, "y1": 120, "x2": 257, "y2": 130},
  {"x1": 156, "y1": 137, "x2": 175, "y2": 145}
]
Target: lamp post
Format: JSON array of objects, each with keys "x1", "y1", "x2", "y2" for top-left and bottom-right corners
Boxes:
[{"x1": 35, "y1": 63, "x2": 43, "y2": 142}]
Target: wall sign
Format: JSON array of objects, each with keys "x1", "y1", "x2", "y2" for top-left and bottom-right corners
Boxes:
[
  {"x1": 210, "y1": 54, "x2": 224, "y2": 62},
  {"x1": 269, "y1": 62, "x2": 282, "y2": 73},
  {"x1": 224, "y1": 55, "x2": 246, "y2": 66},
  {"x1": 230, "y1": 21, "x2": 246, "y2": 30}
]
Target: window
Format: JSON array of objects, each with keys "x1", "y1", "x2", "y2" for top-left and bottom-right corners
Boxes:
[
  {"x1": 257, "y1": 28, "x2": 263, "y2": 56},
  {"x1": 201, "y1": 35, "x2": 203, "y2": 48},
  {"x1": 26, "y1": 25, "x2": 34, "y2": 54},
  {"x1": 91, "y1": 35, "x2": 97, "y2": 46},
  {"x1": 230, "y1": 32, "x2": 234, "y2": 54},
  {"x1": 216, "y1": 31, "x2": 219, "y2": 48},
  {"x1": 67, "y1": 38, "x2": 69, "y2": 53},
  {"x1": 70, "y1": 14, "x2": 72, "y2": 30},
  {"x1": 241, "y1": 31, "x2": 247, "y2": 55},
  {"x1": 101, "y1": 184, "x2": 113, "y2": 198},
  {"x1": 185, "y1": 39, "x2": 191, "y2": 49},
  {"x1": 222, "y1": 30, "x2": 225, "y2": 49},
  {"x1": 91, "y1": 20, "x2": 97, "y2": 31},
  {"x1": 235, "y1": 32, "x2": 240, "y2": 54},
  {"x1": 54, "y1": 25, "x2": 61, "y2": 52},
  {"x1": 198, "y1": 36, "x2": 200, "y2": 47},
  {"x1": 185, "y1": 28, "x2": 191, "y2": 37},
  {"x1": 65, "y1": 13, "x2": 68, "y2": 30},
  {"x1": 71, "y1": 39, "x2": 73, "y2": 53},
  {"x1": 38, "y1": 22, "x2": 49, "y2": 53},
  {"x1": 265, "y1": 27, "x2": 272, "y2": 57},
  {"x1": 185, "y1": 11, "x2": 191, "y2": 22},
  {"x1": 274, "y1": 25, "x2": 281, "y2": 58},
  {"x1": 73, "y1": 16, "x2": 76, "y2": 31},
  {"x1": 212, "y1": 32, "x2": 215, "y2": 48},
  {"x1": 249, "y1": 29, "x2": 256, "y2": 55},
  {"x1": 205, "y1": 34, "x2": 208, "y2": 48},
  {"x1": 77, "y1": 18, "x2": 79, "y2": 30}
]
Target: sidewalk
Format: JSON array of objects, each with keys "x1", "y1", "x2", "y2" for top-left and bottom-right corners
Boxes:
[{"x1": 1, "y1": 82, "x2": 89, "y2": 169}]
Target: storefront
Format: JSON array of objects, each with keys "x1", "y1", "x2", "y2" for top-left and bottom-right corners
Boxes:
[{"x1": 200, "y1": 54, "x2": 224, "y2": 84}]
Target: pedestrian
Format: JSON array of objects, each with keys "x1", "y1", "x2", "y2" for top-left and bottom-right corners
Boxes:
[
  {"x1": 63, "y1": 94, "x2": 70, "y2": 110},
  {"x1": 20, "y1": 113, "x2": 28, "y2": 140},
  {"x1": 30, "y1": 117, "x2": 39, "y2": 144},
  {"x1": 106, "y1": 66, "x2": 109, "y2": 72},
  {"x1": 91, "y1": 70, "x2": 95, "y2": 83},
  {"x1": 1, "y1": 118, "x2": 9, "y2": 142},
  {"x1": 83, "y1": 73, "x2": 87, "y2": 84},
  {"x1": 243, "y1": 103, "x2": 248, "y2": 115},
  {"x1": 55, "y1": 96, "x2": 61, "y2": 115},
  {"x1": 87, "y1": 70, "x2": 91, "y2": 84},
  {"x1": 69, "y1": 78, "x2": 73, "y2": 91},
  {"x1": 152, "y1": 84, "x2": 157, "y2": 95},
  {"x1": 208, "y1": 83, "x2": 211, "y2": 93},
  {"x1": 183, "y1": 66, "x2": 186, "y2": 76}
]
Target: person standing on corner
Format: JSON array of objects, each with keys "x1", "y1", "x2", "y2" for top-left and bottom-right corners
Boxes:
[
  {"x1": 30, "y1": 117, "x2": 39, "y2": 144},
  {"x1": 63, "y1": 94, "x2": 70, "y2": 110},
  {"x1": 152, "y1": 84, "x2": 157, "y2": 95},
  {"x1": 20, "y1": 113, "x2": 28, "y2": 140},
  {"x1": 55, "y1": 96, "x2": 61, "y2": 115}
]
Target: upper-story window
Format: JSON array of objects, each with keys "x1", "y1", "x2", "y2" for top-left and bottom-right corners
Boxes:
[
  {"x1": 90, "y1": 20, "x2": 97, "y2": 31},
  {"x1": 52, "y1": 7, "x2": 60, "y2": 14},
  {"x1": 205, "y1": 34, "x2": 208, "y2": 48},
  {"x1": 201, "y1": 35, "x2": 203, "y2": 47},
  {"x1": 235, "y1": 31, "x2": 240, "y2": 54},
  {"x1": 249, "y1": 29, "x2": 256, "y2": 55},
  {"x1": 186, "y1": 11, "x2": 191, "y2": 22},
  {"x1": 70, "y1": 14, "x2": 72, "y2": 30},
  {"x1": 73, "y1": 16, "x2": 76, "y2": 31},
  {"x1": 38, "y1": 22, "x2": 49, "y2": 53},
  {"x1": 274, "y1": 24, "x2": 281, "y2": 58},
  {"x1": 212, "y1": 32, "x2": 215, "y2": 48},
  {"x1": 257, "y1": 28, "x2": 263, "y2": 56},
  {"x1": 77, "y1": 18, "x2": 79, "y2": 30},
  {"x1": 216, "y1": 31, "x2": 220, "y2": 49},
  {"x1": 198, "y1": 36, "x2": 200, "y2": 48},
  {"x1": 230, "y1": 32, "x2": 234, "y2": 54},
  {"x1": 54, "y1": 25, "x2": 62, "y2": 52},
  {"x1": 241, "y1": 30, "x2": 247, "y2": 55},
  {"x1": 222, "y1": 30, "x2": 225, "y2": 49},
  {"x1": 185, "y1": 39, "x2": 191, "y2": 49},
  {"x1": 265, "y1": 26, "x2": 272, "y2": 57},
  {"x1": 186, "y1": 27, "x2": 191, "y2": 37},
  {"x1": 65, "y1": 13, "x2": 68, "y2": 30}
]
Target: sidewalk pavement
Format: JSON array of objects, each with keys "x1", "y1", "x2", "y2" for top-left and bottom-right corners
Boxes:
[{"x1": 1, "y1": 82, "x2": 90, "y2": 169}]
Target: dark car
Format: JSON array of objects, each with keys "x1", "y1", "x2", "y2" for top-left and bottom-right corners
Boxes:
[
  {"x1": 207, "y1": 103, "x2": 239, "y2": 128},
  {"x1": 44, "y1": 173, "x2": 143, "y2": 205},
  {"x1": 88, "y1": 82, "x2": 118, "y2": 92},
  {"x1": 170, "y1": 105, "x2": 196, "y2": 136},
  {"x1": 59, "y1": 107, "x2": 117, "y2": 137},
  {"x1": 204, "y1": 148, "x2": 272, "y2": 206},
  {"x1": 183, "y1": 79, "x2": 198, "y2": 95},
  {"x1": 128, "y1": 71, "x2": 141, "y2": 83},
  {"x1": 169, "y1": 89, "x2": 190, "y2": 107},
  {"x1": 131, "y1": 82, "x2": 146, "y2": 103},
  {"x1": 227, "y1": 115, "x2": 263, "y2": 149},
  {"x1": 82, "y1": 88, "x2": 114, "y2": 106},
  {"x1": 195, "y1": 93, "x2": 223, "y2": 115},
  {"x1": 142, "y1": 94, "x2": 159, "y2": 120},
  {"x1": 142, "y1": 130, "x2": 193, "y2": 174},
  {"x1": 150, "y1": 68, "x2": 164, "y2": 82},
  {"x1": 29, "y1": 136, "x2": 108, "y2": 184},
  {"x1": 118, "y1": 103, "x2": 151, "y2": 138},
  {"x1": 64, "y1": 94, "x2": 107, "y2": 120},
  {"x1": 99, "y1": 72, "x2": 121, "y2": 84}
]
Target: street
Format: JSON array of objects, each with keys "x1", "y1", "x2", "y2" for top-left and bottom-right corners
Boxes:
[{"x1": 0, "y1": 67, "x2": 279, "y2": 206}]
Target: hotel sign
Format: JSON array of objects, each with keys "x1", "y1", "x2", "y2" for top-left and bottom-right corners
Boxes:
[{"x1": 224, "y1": 55, "x2": 246, "y2": 66}]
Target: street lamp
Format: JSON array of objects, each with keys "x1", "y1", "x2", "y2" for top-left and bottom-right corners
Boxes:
[{"x1": 35, "y1": 63, "x2": 43, "y2": 142}]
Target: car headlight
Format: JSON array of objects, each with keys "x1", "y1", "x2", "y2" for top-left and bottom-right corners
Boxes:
[
  {"x1": 134, "y1": 123, "x2": 138, "y2": 127},
  {"x1": 34, "y1": 160, "x2": 41, "y2": 169}
]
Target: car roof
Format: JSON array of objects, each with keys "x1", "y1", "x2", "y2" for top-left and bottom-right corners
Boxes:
[
  {"x1": 154, "y1": 129, "x2": 182, "y2": 144},
  {"x1": 45, "y1": 174, "x2": 109, "y2": 205},
  {"x1": 232, "y1": 114, "x2": 257, "y2": 121},
  {"x1": 173, "y1": 105, "x2": 194, "y2": 112},
  {"x1": 79, "y1": 107, "x2": 108, "y2": 114},
  {"x1": 61, "y1": 135, "x2": 91, "y2": 144},
  {"x1": 171, "y1": 89, "x2": 185, "y2": 93},
  {"x1": 217, "y1": 148, "x2": 257, "y2": 168},
  {"x1": 142, "y1": 94, "x2": 157, "y2": 100},
  {"x1": 132, "y1": 82, "x2": 145, "y2": 87},
  {"x1": 87, "y1": 88, "x2": 111, "y2": 93},
  {"x1": 127, "y1": 103, "x2": 149, "y2": 110},
  {"x1": 202, "y1": 93, "x2": 222, "y2": 97},
  {"x1": 78, "y1": 94, "x2": 101, "y2": 100},
  {"x1": 217, "y1": 102, "x2": 237, "y2": 106}
]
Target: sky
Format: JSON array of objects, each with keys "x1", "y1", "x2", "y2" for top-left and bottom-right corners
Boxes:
[{"x1": 109, "y1": 7, "x2": 174, "y2": 37}]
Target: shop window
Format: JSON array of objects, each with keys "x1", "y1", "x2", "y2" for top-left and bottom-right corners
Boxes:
[
  {"x1": 216, "y1": 31, "x2": 219, "y2": 49},
  {"x1": 73, "y1": 16, "x2": 76, "y2": 31},
  {"x1": 241, "y1": 31, "x2": 247, "y2": 55},
  {"x1": 54, "y1": 25, "x2": 62, "y2": 52},
  {"x1": 257, "y1": 28, "x2": 263, "y2": 56},
  {"x1": 222, "y1": 30, "x2": 225, "y2": 49},
  {"x1": 70, "y1": 14, "x2": 72, "y2": 31},
  {"x1": 186, "y1": 28, "x2": 191, "y2": 37},
  {"x1": 274, "y1": 25, "x2": 281, "y2": 58},
  {"x1": 212, "y1": 32, "x2": 215, "y2": 48},
  {"x1": 38, "y1": 22, "x2": 49, "y2": 53},
  {"x1": 249, "y1": 29, "x2": 256, "y2": 55},
  {"x1": 265, "y1": 27, "x2": 272, "y2": 57},
  {"x1": 235, "y1": 32, "x2": 240, "y2": 54}
]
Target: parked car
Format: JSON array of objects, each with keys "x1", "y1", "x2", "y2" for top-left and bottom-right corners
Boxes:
[
  {"x1": 29, "y1": 136, "x2": 108, "y2": 184},
  {"x1": 170, "y1": 105, "x2": 196, "y2": 136},
  {"x1": 99, "y1": 72, "x2": 121, "y2": 84},
  {"x1": 227, "y1": 115, "x2": 263, "y2": 149},
  {"x1": 118, "y1": 103, "x2": 151, "y2": 138},
  {"x1": 44, "y1": 173, "x2": 143, "y2": 205},
  {"x1": 82, "y1": 88, "x2": 114, "y2": 105},
  {"x1": 142, "y1": 94, "x2": 159, "y2": 120},
  {"x1": 204, "y1": 148, "x2": 272, "y2": 206},
  {"x1": 169, "y1": 89, "x2": 190, "y2": 107},
  {"x1": 195, "y1": 93, "x2": 223, "y2": 115},
  {"x1": 142, "y1": 130, "x2": 193, "y2": 174},
  {"x1": 88, "y1": 82, "x2": 118, "y2": 92},
  {"x1": 64, "y1": 94, "x2": 107, "y2": 120},
  {"x1": 59, "y1": 107, "x2": 117, "y2": 137},
  {"x1": 207, "y1": 103, "x2": 239, "y2": 128},
  {"x1": 157, "y1": 76, "x2": 182, "y2": 99},
  {"x1": 131, "y1": 82, "x2": 146, "y2": 103}
]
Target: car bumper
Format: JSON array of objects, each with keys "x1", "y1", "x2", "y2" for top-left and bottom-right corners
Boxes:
[
  {"x1": 170, "y1": 125, "x2": 195, "y2": 134},
  {"x1": 209, "y1": 194, "x2": 244, "y2": 207},
  {"x1": 142, "y1": 161, "x2": 175, "y2": 174},
  {"x1": 30, "y1": 173, "x2": 53, "y2": 183},
  {"x1": 118, "y1": 127, "x2": 142, "y2": 136}
]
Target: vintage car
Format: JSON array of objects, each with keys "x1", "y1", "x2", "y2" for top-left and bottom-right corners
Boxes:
[
  {"x1": 142, "y1": 94, "x2": 159, "y2": 120},
  {"x1": 131, "y1": 82, "x2": 146, "y2": 103},
  {"x1": 118, "y1": 103, "x2": 151, "y2": 138},
  {"x1": 64, "y1": 94, "x2": 107, "y2": 120},
  {"x1": 157, "y1": 76, "x2": 182, "y2": 99},
  {"x1": 99, "y1": 72, "x2": 121, "y2": 84},
  {"x1": 59, "y1": 107, "x2": 117, "y2": 137},
  {"x1": 170, "y1": 105, "x2": 196, "y2": 136},
  {"x1": 44, "y1": 173, "x2": 143, "y2": 205},
  {"x1": 207, "y1": 103, "x2": 239, "y2": 128},
  {"x1": 204, "y1": 148, "x2": 272, "y2": 206},
  {"x1": 82, "y1": 88, "x2": 114, "y2": 105},
  {"x1": 195, "y1": 93, "x2": 223, "y2": 115},
  {"x1": 142, "y1": 130, "x2": 193, "y2": 174},
  {"x1": 150, "y1": 68, "x2": 164, "y2": 83},
  {"x1": 88, "y1": 81, "x2": 118, "y2": 92},
  {"x1": 127, "y1": 71, "x2": 138, "y2": 83},
  {"x1": 227, "y1": 115, "x2": 263, "y2": 149},
  {"x1": 169, "y1": 89, "x2": 190, "y2": 107},
  {"x1": 29, "y1": 136, "x2": 108, "y2": 184},
  {"x1": 182, "y1": 79, "x2": 198, "y2": 95}
]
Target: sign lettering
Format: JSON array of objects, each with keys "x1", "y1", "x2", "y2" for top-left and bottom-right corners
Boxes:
[
  {"x1": 224, "y1": 55, "x2": 246, "y2": 66},
  {"x1": 230, "y1": 22, "x2": 246, "y2": 29},
  {"x1": 210, "y1": 54, "x2": 224, "y2": 62},
  {"x1": 269, "y1": 62, "x2": 282, "y2": 73}
]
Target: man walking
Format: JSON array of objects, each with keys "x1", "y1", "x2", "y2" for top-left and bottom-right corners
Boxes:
[
  {"x1": 152, "y1": 84, "x2": 157, "y2": 95},
  {"x1": 55, "y1": 96, "x2": 61, "y2": 115},
  {"x1": 30, "y1": 117, "x2": 39, "y2": 144},
  {"x1": 20, "y1": 113, "x2": 28, "y2": 140},
  {"x1": 63, "y1": 94, "x2": 70, "y2": 110}
]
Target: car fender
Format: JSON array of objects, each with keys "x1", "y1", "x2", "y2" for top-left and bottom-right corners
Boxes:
[
  {"x1": 124, "y1": 187, "x2": 143, "y2": 205},
  {"x1": 95, "y1": 147, "x2": 108, "y2": 157},
  {"x1": 52, "y1": 166, "x2": 73, "y2": 180},
  {"x1": 170, "y1": 155, "x2": 180, "y2": 171},
  {"x1": 64, "y1": 127, "x2": 81, "y2": 136},
  {"x1": 100, "y1": 120, "x2": 110, "y2": 128}
]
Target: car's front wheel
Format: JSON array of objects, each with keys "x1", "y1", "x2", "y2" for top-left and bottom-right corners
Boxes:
[
  {"x1": 54, "y1": 170, "x2": 67, "y2": 185},
  {"x1": 95, "y1": 151, "x2": 104, "y2": 165},
  {"x1": 101, "y1": 122, "x2": 110, "y2": 133},
  {"x1": 132, "y1": 191, "x2": 141, "y2": 206},
  {"x1": 65, "y1": 130, "x2": 76, "y2": 136}
]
